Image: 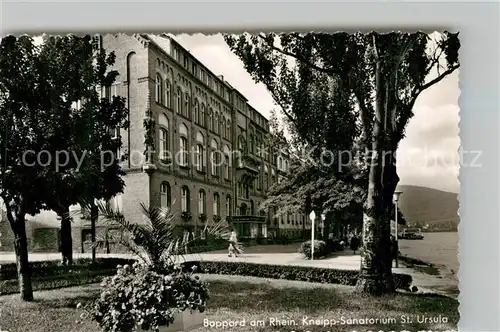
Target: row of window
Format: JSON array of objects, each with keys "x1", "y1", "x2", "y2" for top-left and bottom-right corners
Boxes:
[
  {"x1": 278, "y1": 214, "x2": 306, "y2": 225},
  {"x1": 160, "y1": 182, "x2": 232, "y2": 216},
  {"x1": 157, "y1": 115, "x2": 231, "y2": 177},
  {"x1": 155, "y1": 75, "x2": 232, "y2": 140},
  {"x1": 170, "y1": 47, "x2": 231, "y2": 103}
]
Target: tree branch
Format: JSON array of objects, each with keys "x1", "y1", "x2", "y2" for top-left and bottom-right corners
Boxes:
[
  {"x1": 421, "y1": 64, "x2": 459, "y2": 91},
  {"x1": 396, "y1": 63, "x2": 459, "y2": 136},
  {"x1": 258, "y1": 34, "x2": 336, "y2": 77}
]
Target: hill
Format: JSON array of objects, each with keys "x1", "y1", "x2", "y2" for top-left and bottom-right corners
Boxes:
[{"x1": 396, "y1": 185, "x2": 459, "y2": 231}]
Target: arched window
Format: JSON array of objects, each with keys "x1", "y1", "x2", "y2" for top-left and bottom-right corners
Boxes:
[
  {"x1": 158, "y1": 114, "x2": 169, "y2": 161},
  {"x1": 221, "y1": 117, "x2": 226, "y2": 139},
  {"x1": 264, "y1": 165, "x2": 269, "y2": 187},
  {"x1": 211, "y1": 138, "x2": 218, "y2": 176},
  {"x1": 179, "y1": 123, "x2": 188, "y2": 167},
  {"x1": 194, "y1": 145, "x2": 202, "y2": 172},
  {"x1": 207, "y1": 109, "x2": 213, "y2": 131},
  {"x1": 184, "y1": 93, "x2": 190, "y2": 118},
  {"x1": 196, "y1": 132, "x2": 204, "y2": 172},
  {"x1": 238, "y1": 136, "x2": 245, "y2": 151},
  {"x1": 165, "y1": 80, "x2": 171, "y2": 107},
  {"x1": 214, "y1": 113, "x2": 219, "y2": 134},
  {"x1": 181, "y1": 186, "x2": 190, "y2": 212},
  {"x1": 160, "y1": 182, "x2": 171, "y2": 208},
  {"x1": 278, "y1": 157, "x2": 283, "y2": 170},
  {"x1": 176, "y1": 88, "x2": 182, "y2": 114},
  {"x1": 194, "y1": 100, "x2": 199, "y2": 124},
  {"x1": 200, "y1": 103, "x2": 206, "y2": 127},
  {"x1": 213, "y1": 193, "x2": 220, "y2": 216},
  {"x1": 213, "y1": 112, "x2": 218, "y2": 134},
  {"x1": 198, "y1": 190, "x2": 206, "y2": 214},
  {"x1": 159, "y1": 128, "x2": 168, "y2": 161},
  {"x1": 226, "y1": 195, "x2": 232, "y2": 216},
  {"x1": 223, "y1": 145, "x2": 230, "y2": 180},
  {"x1": 156, "y1": 74, "x2": 163, "y2": 104},
  {"x1": 226, "y1": 120, "x2": 231, "y2": 140},
  {"x1": 249, "y1": 134, "x2": 255, "y2": 154}
]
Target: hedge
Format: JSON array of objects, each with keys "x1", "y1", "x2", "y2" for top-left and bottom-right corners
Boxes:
[
  {"x1": 0, "y1": 269, "x2": 118, "y2": 295},
  {"x1": 0, "y1": 257, "x2": 135, "y2": 280},
  {"x1": 181, "y1": 261, "x2": 413, "y2": 290},
  {"x1": 1, "y1": 258, "x2": 413, "y2": 294}
]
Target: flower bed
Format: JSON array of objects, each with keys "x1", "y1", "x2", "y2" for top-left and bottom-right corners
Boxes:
[
  {"x1": 78, "y1": 263, "x2": 208, "y2": 332},
  {"x1": 181, "y1": 261, "x2": 414, "y2": 290}
]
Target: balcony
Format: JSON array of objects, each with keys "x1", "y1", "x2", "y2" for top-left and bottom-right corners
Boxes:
[
  {"x1": 236, "y1": 154, "x2": 260, "y2": 174},
  {"x1": 231, "y1": 215, "x2": 266, "y2": 224},
  {"x1": 230, "y1": 215, "x2": 268, "y2": 243}
]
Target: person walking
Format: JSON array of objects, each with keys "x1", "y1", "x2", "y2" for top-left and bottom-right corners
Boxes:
[
  {"x1": 390, "y1": 235, "x2": 399, "y2": 267},
  {"x1": 228, "y1": 229, "x2": 242, "y2": 257}
]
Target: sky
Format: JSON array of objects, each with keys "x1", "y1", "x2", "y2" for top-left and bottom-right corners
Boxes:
[{"x1": 173, "y1": 33, "x2": 460, "y2": 194}]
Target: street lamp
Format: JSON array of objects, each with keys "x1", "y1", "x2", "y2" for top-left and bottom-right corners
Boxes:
[
  {"x1": 321, "y1": 213, "x2": 326, "y2": 239},
  {"x1": 309, "y1": 211, "x2": 316, "y2": 260},
  {"x1": 393, "y1": 191, "x2": 403, "y2": 268}
]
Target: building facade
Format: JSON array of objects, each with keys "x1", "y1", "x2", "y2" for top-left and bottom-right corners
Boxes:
[
  {"x1": 0, "y1": 33, "x2": 313, "y2": 254},
  {"x1": 100, "y1": 33, "x2": 311, "y2": 242}
]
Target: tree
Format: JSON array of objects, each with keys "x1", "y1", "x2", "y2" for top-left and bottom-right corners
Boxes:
[
  {"x1": 0, "y1": 35, "x2": 50, "y2": 301},
  {"x1": 225, "y1": 31, "x2": 459, "y2": 294},
  {"x1": 31, "y1": 35, "x2": 128, "y2": 266}
]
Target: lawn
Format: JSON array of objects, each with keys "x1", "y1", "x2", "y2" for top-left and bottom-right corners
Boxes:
[{"x1": 0, "y1": 275, "x2": 459, "y2": 332}]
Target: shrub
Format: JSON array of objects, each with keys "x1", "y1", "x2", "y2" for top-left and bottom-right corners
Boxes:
[
  {"x1": 0, "y1": 257, "x2": 136, "y2": 280},
  {"x1": 182, "y1": 260, "x2": 413, "y2": 290},
  {"x1": 80, "y1": 262, "x2": 209, "y2": 332},
  {"x1": 325, "y1": 238, "x2": 344, "y2": 253},
  {"x1": 299, "y1": 240, "x2": 328, "y2": 259}
]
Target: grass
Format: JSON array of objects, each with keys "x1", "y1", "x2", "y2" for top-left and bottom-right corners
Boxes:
[{"x1": 0, "y1": 275, "x2": 459, "y2": 332}]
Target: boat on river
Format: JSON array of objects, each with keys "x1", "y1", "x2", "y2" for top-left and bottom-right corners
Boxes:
[{"x1": 398, "y1": 228, "x2": 424, "y2": 240}]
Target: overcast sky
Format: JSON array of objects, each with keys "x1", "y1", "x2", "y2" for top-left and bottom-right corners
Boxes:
[{"x1": 174, "y1": 33, "x2": 460, "y2": 194}]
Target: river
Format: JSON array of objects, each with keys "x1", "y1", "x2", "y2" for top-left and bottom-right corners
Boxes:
[{"x1": 399, "y1": 231, "x2": 459, "y2": 278}]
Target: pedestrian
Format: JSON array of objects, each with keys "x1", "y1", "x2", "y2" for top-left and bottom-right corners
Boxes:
[
  {"x1": 390, "y1": 235, "x2": 399, "y2": 267},
  {"x1": 228, "y1": 229, "x2": 242, "y2": 257}
]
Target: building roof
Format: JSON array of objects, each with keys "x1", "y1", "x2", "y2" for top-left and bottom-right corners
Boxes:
[{"x1": 143, "y1": 34, "x2": 268, "y2": 120}]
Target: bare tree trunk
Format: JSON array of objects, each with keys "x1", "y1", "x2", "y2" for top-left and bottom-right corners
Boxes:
[
  {"x1": 356, "y1": 44, "x2": 395, "y2": 295},
  {"x1": 90, "y1": 202, "x2": 98, "y2": 263},
  {"x1": 60, "y1": 207, "x2": 73, "y2": 266},
  {"x1": 12, "y1": 214, "x2": 33, "y2": 301}
]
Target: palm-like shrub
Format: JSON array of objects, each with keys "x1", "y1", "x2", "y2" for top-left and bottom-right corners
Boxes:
[
  {"x1": 76, "y1": 201, "x2": 231, "y2": 331},
  {"x1": 81, "y1": 201, "x2": 231, "y2": 272}
]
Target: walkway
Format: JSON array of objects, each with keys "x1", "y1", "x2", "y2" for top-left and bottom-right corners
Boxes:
[{"x1": 0, "y1": 251, "x2": 457, "y2": 298}]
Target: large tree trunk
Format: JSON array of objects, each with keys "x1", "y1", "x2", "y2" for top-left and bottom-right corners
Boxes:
[
  {"x1": 356, "y1": 152, "x2": 397, "y2": 294},
  {"x1": 355, "y1": 44, "x2": 397, "y2": 295},
  {"x1": 13, "y1": 215, "x2": 33, "y2": 301},
  {"x1": 5, "y1": 199, "x2": 34, "y2": 301},
  {"x1": 90, "y1": 202, "x2": 98, "y2": 263},
  {"x1": 59, "y1": 207, "x2": 73, "y2": 266}
]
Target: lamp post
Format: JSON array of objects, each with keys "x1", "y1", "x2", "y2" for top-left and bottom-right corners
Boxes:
[
  {"x1": 309, "y1": 211, "x2": 316, "y2": 260},
  {"x1": 393, "y1": 191, "x2": 403, "y2": 268},
  {"x1": 321, "y1": 213, "x2": 326, "y2": 239}
]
